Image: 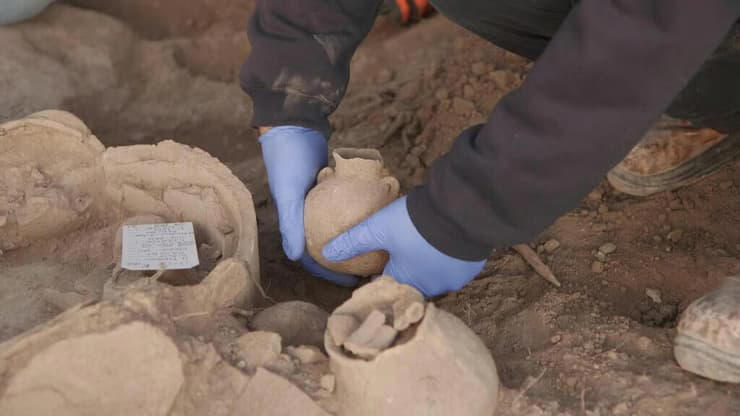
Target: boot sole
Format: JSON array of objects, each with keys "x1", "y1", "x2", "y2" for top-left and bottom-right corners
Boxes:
[
  {"x1": 607, "y1": 132, "x2": 740, "y2": 196},
  {"x1": 674, "y1": 333, "x2": 740, "y2": 383}
]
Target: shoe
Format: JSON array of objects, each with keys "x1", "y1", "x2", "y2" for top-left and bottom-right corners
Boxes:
[
  {"x1": 607, "y1": 116, "x2": 740, "y2": 196},
  {"x1": 674, "y1": 276, "x2": 740, "y2": 383}
]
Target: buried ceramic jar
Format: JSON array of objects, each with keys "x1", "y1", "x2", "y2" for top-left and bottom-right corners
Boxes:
[
  {"x1": 324, "y1": 277, "x2": 499, "y2": 416},
  {"x1": 304, "y1": 148, "x2": 400, "y2": 276}
]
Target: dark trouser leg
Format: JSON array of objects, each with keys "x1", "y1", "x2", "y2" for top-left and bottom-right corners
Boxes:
[{"x1": 431, "y1": 0, "x2": 740, "y2": 132}]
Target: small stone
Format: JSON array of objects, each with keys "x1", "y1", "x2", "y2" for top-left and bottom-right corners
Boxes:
[
  {"x1": 236, "y1": 360, "x2": 247, "y2": 369},
  {"x1": 452, "y1": 97, "x2": 476, "y2": 115},
  {"x1": 543, "y1": 239, "x2": 561, "y2": 253},
  {"x1": 587, "y1": 189, "x2": 603, "y2": 201},
  {"x1": 236, "y1": 331, "x2": 282, "y2": 371},
  {"x1": 598, "y1": 204, "x2": 609, "y2": 214},
  {"x1": 591, "y1": 261, "x2": 605, "y2": 273},
  {"x1": 667, "y1": 229, "x2": 683, "y2": 242},
  {"x1": 471, "y1": 62, "x2": 487, "y2": 76},
  {"x1": 285, "y1": 345, "x2": 327, "y2": 365},
  {"x1": 594, "y1": 251, "x2": 607, "y2": 262},
  {"x1": 550, "y1": 335, "x2": 562, "y2": 344},
  {"x1": 645, "y1": 288, "x2": 662, "y2": 304},
  {"x1": 599, "y1": 243, "x2": 617, "y2": 255},
  {"x1": 435, "y1": 88, "x2": 449, "y2": 101},
  {"x1": 489, "y1": 70, "x2": 509, "y2": 88},
  {"x1": 320, "y1": 374, "x2": 336, "y2": 393}
]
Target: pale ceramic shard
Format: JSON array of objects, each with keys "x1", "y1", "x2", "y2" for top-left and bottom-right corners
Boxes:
[{"x1": 304, "y1": 148, "x2": 400, "y2": 276}]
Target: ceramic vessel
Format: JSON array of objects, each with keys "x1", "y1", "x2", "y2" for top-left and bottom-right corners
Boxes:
[
  {"x1": 304, "y1": 148, "x2": 400, "y2": 276},
  {"x1": 324, "y1": 277, "x2": 499, "y2": 416}
]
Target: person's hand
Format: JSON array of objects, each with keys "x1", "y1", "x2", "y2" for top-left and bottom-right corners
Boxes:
[
  {"x1": 259, "y1": 126, "x2": 358, "y2": 287},
  {"x1": 322, "y1": 196, "x2": 485, "y2": 297}
]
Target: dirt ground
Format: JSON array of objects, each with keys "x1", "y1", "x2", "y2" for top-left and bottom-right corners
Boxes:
[{"x1": 2, "y1": 2, "x2": 740, "y2": 414}]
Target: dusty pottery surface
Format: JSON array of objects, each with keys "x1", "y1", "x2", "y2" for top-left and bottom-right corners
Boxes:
[
  {"x1": 674, "y1": 275, "x2": 740, "y2": 382},
  {"x1": 325, "y1": 276, "x2": 499, "y2": 416},
  {"x1": 304, "y1": 148, "x2": 400, "y2": 276},
  {"x1": 0, "y1": 110, "x2": 260, "y2": 324},
  {"x1": 250, "y1": 301, "x2": 329, "y2": 348}
]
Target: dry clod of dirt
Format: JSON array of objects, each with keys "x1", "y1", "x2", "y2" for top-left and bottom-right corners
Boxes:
[
  {"x1": 599, "y1": 242, "x2": 617, "y2": 255},
  {"x1": 235, "y1": 331, "x2": 282, "y2": 372},
  {"x1": 285, "y1": 345, "x2": 327, "y2": 365},
  {"x1": 250, "y1": 301, "x2": 329, "y2": 348},
  {"x1": 543, "y1": 239, "x2": 561, "y2": 253}
]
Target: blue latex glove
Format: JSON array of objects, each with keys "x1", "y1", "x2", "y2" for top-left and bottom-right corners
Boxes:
[
  {"x1": 0, "y1": 0, "x2": 54, "y2": 25},
  {"x1": 260, "y1": 126, "x2": 358, "y2": 287},
  {"x1": 322, "y1": 196, "x2": 486, "y2": 297}
]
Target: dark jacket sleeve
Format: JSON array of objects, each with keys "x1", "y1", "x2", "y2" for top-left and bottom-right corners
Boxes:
[
  {"x1": 408, "y1": 0, "x2": 740, "y2": 261},
  {"x1": 240, "y1": 0, "x2": 383, "y2": 137}
]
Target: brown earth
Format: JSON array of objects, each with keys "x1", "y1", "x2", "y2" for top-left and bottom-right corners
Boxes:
[{"x1": 1, "y1": 2, "x2": 740, "y2": 414}]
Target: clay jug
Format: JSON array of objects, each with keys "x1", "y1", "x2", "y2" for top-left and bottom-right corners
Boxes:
[
  {"x1": 324, "y1": 277, "x2": 499, "y2": 416},
  {"x1": 304, "y1": 148, "x2": 400, "y2": 276}
]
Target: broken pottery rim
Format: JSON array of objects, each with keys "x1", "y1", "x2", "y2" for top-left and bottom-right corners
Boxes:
[{"x1": 324, "y1": 303, "x2": 439, "y2": 366}]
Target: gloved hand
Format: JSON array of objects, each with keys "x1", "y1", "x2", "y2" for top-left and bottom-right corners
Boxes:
[
  {"x1": 260, "y1": 126, "x2": 358, "y2": 287},
  {"x1": 322, "y1": 196, "x2": 486, "y2": 297}
]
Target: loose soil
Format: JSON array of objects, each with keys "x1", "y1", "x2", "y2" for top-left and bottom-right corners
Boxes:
[{"x1": 2, "y1": 2, "x2": 740, "y2": 414}]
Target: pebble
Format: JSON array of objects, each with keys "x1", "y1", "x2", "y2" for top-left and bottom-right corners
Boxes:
[
  {"x1": 591, "y1": 261, "x2": 605, "y2": 273},
  {"x1": 666, "y1": 229, "x2": 683, "y2": 242},
  {"x1": 320, "y1": 374, "x2": 336, "y2": 393},
  {"x1": 452, "y1": 97, "x2": 476, "y2": 115},
  {"x1": 435, "y1": 88, "x2": 449, "y2": 101},
  {"x1": 599, "y1": 243, "x2": 617, "y2": 255},
  {"x1": 550, "y1": 335, "x2": 562, "y2": 344},
  {"x1": 645, "y1": 288, "x2": 662, "y2": 304},
  {"x1": 489, "y1": 70, "x2": 509, "y2": 88},
  {"x1": 236, "y1": 360, "x2": 247, "y2": 369},
  {"x1": 594, "y1": 251, "x2": 607, "y2": 262},
  {"x1": 587, "y1": 189, "x2": 603, "y2": 201},
  {"x1": 285, "y1": 345, "x2": 327, "y2": 365},
  {"x1": 471, "y1": 62, "x2": 487, "y2": 76},
  {"x1": 543, "y1": 239, "x2": 561, "y2": 253}
]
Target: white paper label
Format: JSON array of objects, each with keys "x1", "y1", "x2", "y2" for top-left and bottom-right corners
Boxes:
[{"x1": 121, "y1": 222, "x2": 200, "y2": 270}]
